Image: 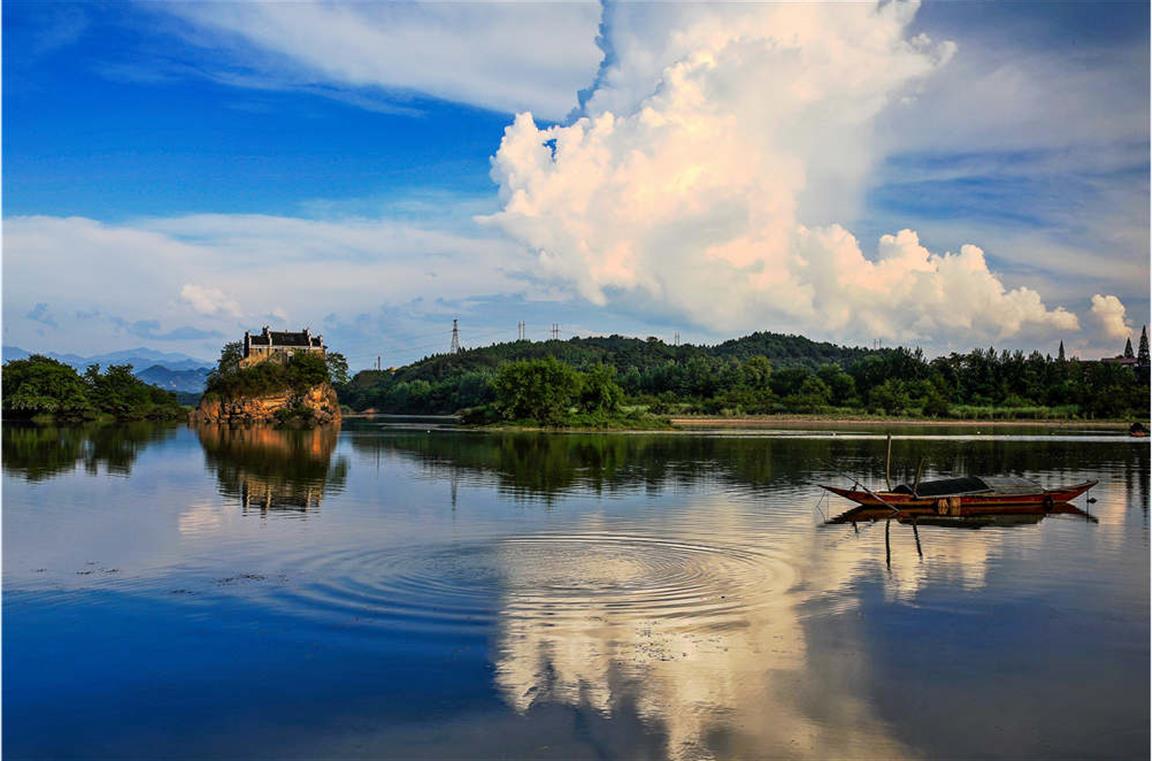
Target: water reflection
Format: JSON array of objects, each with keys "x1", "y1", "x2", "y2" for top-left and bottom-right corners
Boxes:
[
  {"x1": 826, "y1": 502, "x2": 1098, "y2": 528},
  {"x1": 1, "y1": 422, "x2": 178, "y2": 481},
  {"x1": 195, "y1": 425, "x2": 348, "y2": 513},
  {"x1": 3, "y1": 423, "x2": 1146, "y2": 759},
  {"x1": 489, "y1": 508, "x2": 907, "y2": 759},
  {"x1": 351, "y1": 429, "x2": 1149, "y2": 507}
]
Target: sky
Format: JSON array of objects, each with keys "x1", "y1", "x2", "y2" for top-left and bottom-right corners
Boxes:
[{"x1": 4, "y1": 0, "x2": 1149, "y2": 369}]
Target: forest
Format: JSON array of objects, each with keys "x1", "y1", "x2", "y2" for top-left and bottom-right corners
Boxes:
[{"x1": 339, "y1": 331, "x2": 1151, "y2": 423}]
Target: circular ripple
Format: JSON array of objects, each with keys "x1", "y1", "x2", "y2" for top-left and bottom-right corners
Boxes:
[{"x1": 245, "y1": 533, "x2": 796, "y2": 635}]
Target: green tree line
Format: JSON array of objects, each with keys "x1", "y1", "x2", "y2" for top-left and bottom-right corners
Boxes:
[
  {"x1": 2, "y1": 355, "x2": 186, "y2": 421},
  {"x1": 340, "y1": 334, "x2": 1149, "y2": 422}
]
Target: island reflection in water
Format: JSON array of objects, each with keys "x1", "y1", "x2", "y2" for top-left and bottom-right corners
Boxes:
[
  {"x1": 2, "y1": 423, "x2": 1147, "y2": 759},
  {"x1": 195, "y1": 424, "x2": 348, "y2": 513}
]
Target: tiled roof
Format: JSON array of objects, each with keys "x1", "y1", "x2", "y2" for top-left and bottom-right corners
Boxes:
[{"x1": 267, "y1": 331, "x2": 312, "y2": 347}]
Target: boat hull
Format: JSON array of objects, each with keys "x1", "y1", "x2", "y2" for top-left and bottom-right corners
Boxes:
[{"x1": 820, "y1": 480, "x2": 1097, "y2": 512}]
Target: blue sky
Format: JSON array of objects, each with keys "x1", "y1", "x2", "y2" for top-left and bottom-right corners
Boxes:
[{"x1": 4, "y1": 1, "x2": 1148, "y2": 368}]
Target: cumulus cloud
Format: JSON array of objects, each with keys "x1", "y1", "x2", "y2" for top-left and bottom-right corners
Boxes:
[
  {"x1": 485, "y1": 1, "x2": 1085, "y2": 345},
  {"x1": 1089, "y1": 294, "x2": 1133, "y2": 342},
  {"x1": 179, "y1": 284, "x2": 241, "y2": 317}
]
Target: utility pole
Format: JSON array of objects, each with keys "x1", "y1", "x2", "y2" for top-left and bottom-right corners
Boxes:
[
  {"x1": 376, "y1": 355, "x2": 381, "y2": 371},
  {"x1": 450, "y1": 319, "x2": 461, "y2": 354}
]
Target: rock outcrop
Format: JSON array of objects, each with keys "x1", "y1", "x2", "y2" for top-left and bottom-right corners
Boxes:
[{"x1": 190, "y1": 383, "x2": 341, "y2": 427}]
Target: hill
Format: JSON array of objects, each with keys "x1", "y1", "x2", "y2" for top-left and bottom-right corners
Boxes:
[
  {"x1": 384, "y1": 332, "x2": 873, "y2": 383},
  {"x1": 340, "y1": 331, "x2": 1148, "y2": 420}
]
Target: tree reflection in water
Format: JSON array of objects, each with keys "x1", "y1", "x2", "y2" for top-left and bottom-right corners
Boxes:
[
  {"x1": 349, "y1": 429, "x2": 1148, "y2": 506},
  {"x1": 1, "y1": 422, "x2": 179, "y2": 482}
]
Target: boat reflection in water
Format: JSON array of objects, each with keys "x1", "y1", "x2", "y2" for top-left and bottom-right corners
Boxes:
[
  {"x1": 195, "y1": 425, "x2": 348, "y2": 513},
  {"x1": 825, "y1": 501, "x2": 1098, "y2": 529}
]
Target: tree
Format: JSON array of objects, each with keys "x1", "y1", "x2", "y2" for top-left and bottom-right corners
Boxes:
[
  {"x1": 326, "y1": 352, "x2": 350, "y2": 386},
  {"x1": 1058, "y1": 340, "x2": 1066, "y2": 362},
  {"x1": 218, "y1": 341, "x2": 244, "y2": 373},
  {"x1": 493, "y1": 358, "x2": 581, "y2": 425},
  {"x1": 286, "y1": 352, "x2": 329, "y2": 389},
  {"x1": 1124, "y1": 337, "x2": 1135, "y2": 359},
  {"x1": 579, "y1": 364, "x2": 624, "y2": 414},
  {"x1": 741, "y1": 355, "x2": 773, "y2": 390},
  {"x1": 816, "y1": 363, "x2": 856, "y2": 406},
  {"x1": 868, "y1": 379, "x2": 912, "y2": 415},
  {"x1": 1139, "y1": 326, "x2": 1150, "y2": 369}
]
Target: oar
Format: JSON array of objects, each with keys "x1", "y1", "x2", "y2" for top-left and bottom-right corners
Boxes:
[{"x1": 825, "y1": 465, "x2": 905, "y2": 516}]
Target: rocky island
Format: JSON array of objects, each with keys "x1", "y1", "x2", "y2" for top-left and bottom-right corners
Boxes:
[{"x1": 191, "y1": 327, "x2": 343, "y2": 427}]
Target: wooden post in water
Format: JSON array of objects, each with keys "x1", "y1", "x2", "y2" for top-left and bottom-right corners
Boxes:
[
  {"x1": 912, "y1": 516, "x2": 923, "y2": 558},
  {"x1": 885, "y1": 517, "x2": 892, "y2": 569},
  {"x1": 885, "y1": 434, "x2": 893, "y2": 491},
  {"x1": 913, "y1": 457, "x2": 925, "y2": 496}
]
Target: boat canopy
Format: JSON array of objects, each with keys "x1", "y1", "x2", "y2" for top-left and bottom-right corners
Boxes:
[{"x1": 892, "y1": 476, "x2": 1042, "y2": 497}]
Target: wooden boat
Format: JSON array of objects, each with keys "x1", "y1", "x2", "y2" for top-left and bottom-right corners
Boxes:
[
  {"x1": 820, "y1": 475, "x2": 1097, "y2": 514},
  {"x1": 825, "y1": 500, "x2": 1097, "y2": 527}
]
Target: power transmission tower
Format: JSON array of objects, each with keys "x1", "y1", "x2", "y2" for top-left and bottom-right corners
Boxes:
[
  {"x1": 517, "y1": 321, "x2": 526, "y2": 341},
  {"x1": 450, "y1": 319, "x2": 461, "y2": 354},
  {"x1": 551, "y1": 323, "x2": 560, "y2": 341},
  {"x1": 673, "y1": 332, "x2": 680, "y2": 346}
]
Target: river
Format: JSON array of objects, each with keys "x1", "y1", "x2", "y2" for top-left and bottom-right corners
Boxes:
[{"x1": 3, "y1": 420, "x2": 1148, "y2": 759}]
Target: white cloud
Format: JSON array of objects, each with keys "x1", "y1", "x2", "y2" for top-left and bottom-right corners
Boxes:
[
  {"x1": 1090, "y1": 294, "x2": 1133, "y2": 343},
  {"x1": 156, "y1": 1, "x2": 604, "y2": 120},
  {"x1": 3, "y1": 213, "x2": 531, "y2": 361},
  {"x1": 179, "y1": 284, "x2": 241, "y2": 317},
  {"x1": 485, "y1": 1, "x2": 1080, "y2": 346}
]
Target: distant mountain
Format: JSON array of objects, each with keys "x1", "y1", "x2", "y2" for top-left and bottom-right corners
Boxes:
[
  {"x1": 135, "y1": 364, "x2": 213, "y2": 394},
  {"x1": 4, "y1": 346, "x2": 212, "y2": 372},
  {"x1": 4, "y1": 346, "x2": 214, "y2": 394}
]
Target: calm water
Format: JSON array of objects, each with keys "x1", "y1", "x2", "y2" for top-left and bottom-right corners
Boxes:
[{"x1": 3, "y1": 421, "x2": 1148, "y2": 760}]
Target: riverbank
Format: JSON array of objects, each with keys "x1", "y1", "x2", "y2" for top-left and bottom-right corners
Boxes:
[{"x1": 669, "y1": 415, "x2": 1140, "y2": 430}]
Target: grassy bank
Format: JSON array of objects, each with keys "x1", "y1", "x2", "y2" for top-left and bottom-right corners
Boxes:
[{"x1": 669, "y1": 414, "x2": 1139, "y2": 430}]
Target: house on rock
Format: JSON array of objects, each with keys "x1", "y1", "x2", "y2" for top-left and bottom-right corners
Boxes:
[{"x1": 240, "y1": 327, "x2": 326, "y2": 368}]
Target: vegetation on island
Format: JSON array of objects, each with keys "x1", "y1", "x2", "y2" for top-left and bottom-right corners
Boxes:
[
  {"x1": 203, "y1": 341, "x2": 348, "y2": 397},
  {"x1": 198, "y1": 341, "x2": 349, "y2": 426},
  {"x1": 2, "y1": 355, "x2": 186, "y2": 422},
  {"x1": 339, "y1": 332, "x2": 1150, "y2": 426}
]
